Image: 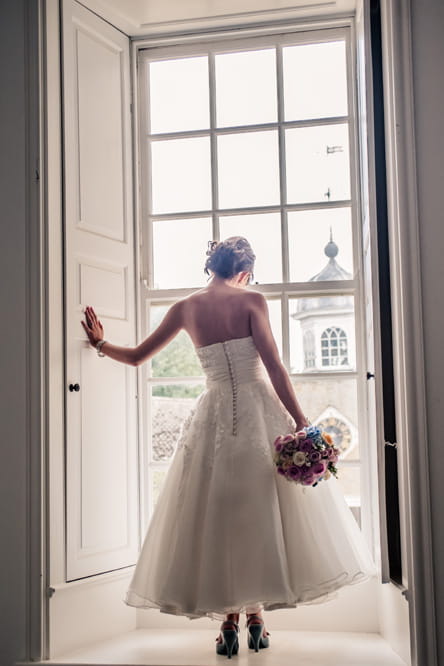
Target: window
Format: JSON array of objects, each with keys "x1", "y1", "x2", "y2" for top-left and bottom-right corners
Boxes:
[
  {"x1": 138, "y1": 26, "x2": 363, "y2": 523},
  {"x1": 321, "y1": 327, "x2": 349, "y2": 367}
]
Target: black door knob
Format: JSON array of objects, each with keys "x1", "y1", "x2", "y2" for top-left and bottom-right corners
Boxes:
[{"x1": 69, "y1": 383, "x2": 80, "y2": 392}]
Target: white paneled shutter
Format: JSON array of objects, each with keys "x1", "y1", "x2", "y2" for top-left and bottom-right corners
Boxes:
[
  {"x1": 356, "y1": 0, "x2": 389, "y2": 582},
  {"x1": 62, "y1": 0, "x2": 139, "y2": 580}
]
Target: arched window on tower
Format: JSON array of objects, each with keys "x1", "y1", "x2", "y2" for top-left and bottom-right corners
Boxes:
[
  {"x1": 321, "y1": 327, "x2": 348, "y2": 367},
  {"x1": 303, "y1": 330, "x2": 316, "y2": 369}
]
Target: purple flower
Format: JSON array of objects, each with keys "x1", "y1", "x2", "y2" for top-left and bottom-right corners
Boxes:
[
  {"x1": 309, "y1": 450, "x2": 322, "y2": 463},
  {"x1": 328, "y1": 449, "x2": 339, "y2": 462},
  {"x1": 288, "y1": 465, "x2": 302, "y2": 480},
  {"x1": 301, "y1": 473, "x2": 315, "y2": 486},
  {"x1": 312, "y1": 461, "x2": 326, "y2": 476}
]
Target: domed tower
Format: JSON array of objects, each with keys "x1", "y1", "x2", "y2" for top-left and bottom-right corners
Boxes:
[{"x1": 292, "y1": 232, "x2": 355, "y2": 372}]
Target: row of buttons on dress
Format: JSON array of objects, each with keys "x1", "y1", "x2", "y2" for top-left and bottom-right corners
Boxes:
[{"x1": 222, "y1": 341, "x2": 238, "y2": 436}]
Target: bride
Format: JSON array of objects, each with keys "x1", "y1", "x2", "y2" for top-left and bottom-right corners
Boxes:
[{"x1": 82, "y1": 236, "x2": 375, "y2": 659}]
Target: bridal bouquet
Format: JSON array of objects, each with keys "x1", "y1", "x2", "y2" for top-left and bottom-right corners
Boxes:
[{"x1": 273, "y1": 425, "x2": 339, "y2": 486}]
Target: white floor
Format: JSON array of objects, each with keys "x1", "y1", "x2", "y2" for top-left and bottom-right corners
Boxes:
[{"x1": 48, "y1": 629, "x2": 407, "y2": 666}]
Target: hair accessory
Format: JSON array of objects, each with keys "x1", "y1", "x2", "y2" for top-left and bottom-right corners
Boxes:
[{"x1": 206, "y1": 240, "x2": 218, "y2": 256}]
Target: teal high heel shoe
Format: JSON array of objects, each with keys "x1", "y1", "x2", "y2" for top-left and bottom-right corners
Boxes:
[
  {"x1": 246, "y1": 615, "x2": 270, "y2": 652},
  {"x1": 215, "y1": 620, "x2": 240, "y2": 659}
]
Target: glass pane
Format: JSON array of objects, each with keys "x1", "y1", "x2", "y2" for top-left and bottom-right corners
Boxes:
[
  {"x1": 215, "y1": 48, "x2": 277, "y2": 127},
  {"x1": 267, "y1": 298, "x2": 282, "y2": 359},
  {"x1": 151, "y1": 384, "x2": 205, "y2": 461},
  {"x1": 286, "y1": 124, "x2": 350, "y2": 204},
  {"x1": 149, "y1": 305, "x2": 203, "y2": 377},
  {"x1": 283, "y1": 41, "x2": 348, "y2": 121},
  {"x1": 288, "y1": 208, "x2": 353, "y2": 282},
  {"x1": 219, "y1": 213, "x2": 282, "y2": 284},
  {"x1": 336, "y1": 466, "x2": 361, "y2": 507},
  {"x1": 151, "y1": 137, "x2": 211, "y2": 214},
  {"x1": 149, "y1": 56, "x2": 209, "y2": 133},
  {"x1": 150, "y1": 468, "x2": 168, "y2": 508},
  {"x1": 289, "y1": 295, "x2": 355, "y2": 373},
  {"x1": 152, "y1": 217, "x2": 211, "y2": 289},
  {"x1": 290, "y1": 376, "x2": 360, "y2": 461},
  {"x1": 218, "y1": 131, "x2": 279, "y2": 209}
]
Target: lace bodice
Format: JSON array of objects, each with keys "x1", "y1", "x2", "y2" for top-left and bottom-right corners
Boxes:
[{"x1": 196, "y1": 336, "x2": 265, "y2": 435}]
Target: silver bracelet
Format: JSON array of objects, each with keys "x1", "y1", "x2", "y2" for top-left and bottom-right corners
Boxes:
[{"x1": 96, "y1": 339, "x2": 107, "y2": 357}]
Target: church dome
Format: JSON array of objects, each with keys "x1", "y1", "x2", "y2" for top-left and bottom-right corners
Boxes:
[{"x1": 295, "y1": 234, "x2": 353, "y2": 316}]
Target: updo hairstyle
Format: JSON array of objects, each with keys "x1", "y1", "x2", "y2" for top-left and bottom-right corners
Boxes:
[{"x1": 204, "y1": 236, "x2": 256, "y2": 280}]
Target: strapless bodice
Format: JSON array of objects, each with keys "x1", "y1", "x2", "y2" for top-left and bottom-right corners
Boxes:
[
  {"x1": 196, "y1": 336, "x2": 265, "y2": 435},
  {"x1": 196, "y1": 336, "x2": 264, "y2": 386}
]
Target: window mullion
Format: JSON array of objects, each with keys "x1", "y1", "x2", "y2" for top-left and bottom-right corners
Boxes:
[
  {"x1": 208, "y1": 52, "x2": 219, "y2": 241},
  {"x1": 276, "y1": 44, "x2": 288, "y2": 285},
  {"x1": 276, "y1": 44, "x2": 290, "y2": 370},
  {"x1": 147, "y1": 116, "x2": 350, "y2": 142}
]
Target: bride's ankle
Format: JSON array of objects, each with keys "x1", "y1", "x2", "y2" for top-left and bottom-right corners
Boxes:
[
  {"x1": 226, "y1": 613, "x2": 239, "y2": 623},
  {"x1": 246, "y1": 612, "x2": 263, "y2": 623}
]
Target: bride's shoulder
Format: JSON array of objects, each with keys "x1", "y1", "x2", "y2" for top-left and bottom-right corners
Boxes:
[{"x1": 244, "y1": 290, "x2": 266, "y2": 307}]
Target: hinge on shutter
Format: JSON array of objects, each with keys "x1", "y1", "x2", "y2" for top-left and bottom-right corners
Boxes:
[
  {"x1": 47, "y1": 586, "x2": 56, "y2": 598},
  {"x1": 385, "y1": 441, "x2": 398, "y2": 449}
]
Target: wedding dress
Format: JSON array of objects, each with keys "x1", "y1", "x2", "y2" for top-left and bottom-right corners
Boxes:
[{"x1": 125, "y1": 336, "x2": 376, "y2": 620}]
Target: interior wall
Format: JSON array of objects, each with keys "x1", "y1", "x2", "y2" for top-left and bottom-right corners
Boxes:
[
  {"x1": 409, "y1": 0, "x2": 444, "y2": 663},
  {"x1": 0, "y1": 1, "x2": 38, "y2": 665}
]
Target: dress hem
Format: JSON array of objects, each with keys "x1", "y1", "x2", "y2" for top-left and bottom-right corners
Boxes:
[{"x1": 124, "y1": 570, "x2": 374, "y2": 621}]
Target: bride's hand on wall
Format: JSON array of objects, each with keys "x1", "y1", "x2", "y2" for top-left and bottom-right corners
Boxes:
[{"x1": 81, "y1": 306, "x2": 104, "y2": 347}]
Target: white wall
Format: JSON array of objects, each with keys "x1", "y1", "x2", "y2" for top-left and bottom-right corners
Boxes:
[
  {"x1": 0, "y1": 2, "x2": 38, "y2": 665},
  {"x1": 410, "y1": 0, "x2": 444, "y2": 663}
]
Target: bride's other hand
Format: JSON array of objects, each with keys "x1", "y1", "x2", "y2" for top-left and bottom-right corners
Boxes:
[
  {"x1": 81, "y1": 305, "x2": 104, "y2": 347},
  {"x1": 295, "y1": 418, "x2": 309, "y2": 431}
]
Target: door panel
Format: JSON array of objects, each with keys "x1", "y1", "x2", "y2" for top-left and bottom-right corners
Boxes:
[{"x1": 63, "y1": 0, "x2": 138, "y2": 580}]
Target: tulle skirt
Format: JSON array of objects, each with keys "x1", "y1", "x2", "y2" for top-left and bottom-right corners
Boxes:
[{"x1": 125, "y1": 378, "x2": 376, "y2": 620}]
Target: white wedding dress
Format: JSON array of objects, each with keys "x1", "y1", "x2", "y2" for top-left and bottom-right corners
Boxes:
[{"x1": 125, "y1": 336, "x2": 376, "y2": 620}]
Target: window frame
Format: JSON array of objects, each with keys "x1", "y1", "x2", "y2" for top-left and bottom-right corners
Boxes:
[{"x1": 135, "y1": 22, "x2": 370, "y2": 542}]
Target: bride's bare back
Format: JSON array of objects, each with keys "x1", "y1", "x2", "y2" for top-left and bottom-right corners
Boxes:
[{"x1": 182, "y1": 282, "x2": 257, "y2": 348}]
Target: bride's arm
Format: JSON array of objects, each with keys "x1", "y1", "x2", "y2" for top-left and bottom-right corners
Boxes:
[
  {"x1": 249, "y1": 293, "x2": 308, "y2": 430},
  {"x1": 82, "y1": 302, "x2": 184, "y2": 366}
]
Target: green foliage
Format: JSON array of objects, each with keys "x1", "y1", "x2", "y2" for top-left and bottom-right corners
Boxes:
[
  {"x1": 152, "y1": 330, "x2": 202, "y2": 378},
  {"x1": 150, "y1": 304, "x2": 204, "y2": 397},
  {"x1": 152, "y1": 384, "x2": 203, "y2": 399}
]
